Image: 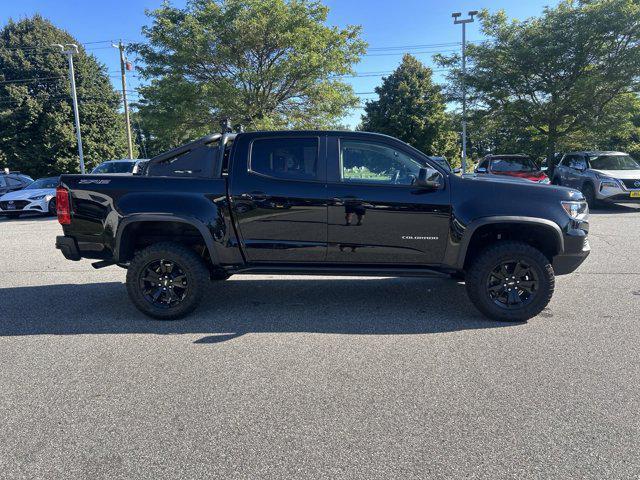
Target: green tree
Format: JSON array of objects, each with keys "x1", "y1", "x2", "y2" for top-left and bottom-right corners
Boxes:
[
  {"x1": 132, "y1": 0, "x2": 366, "y2": 149},
  {"x1": 0, "y1": 16, "x2": 133, "y2": 177},
  {"x1": 360, "y1": 54, "x2": 459, "y2": 162},
  {"x1": 437, "y1": 0, "x2": 640, "y2": 164}
]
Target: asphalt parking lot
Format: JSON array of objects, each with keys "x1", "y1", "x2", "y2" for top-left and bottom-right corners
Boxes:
[{"x1": 1, "y1": 205, "x2": 639, "y2": 480}]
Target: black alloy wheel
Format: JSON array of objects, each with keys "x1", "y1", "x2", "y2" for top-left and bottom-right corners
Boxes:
[
  {"x1": 139, "y1": 259, "x2": 189, "y2": 309},
  {"x1": 485, "y1": 260, "x2": 538, "y2": 309},
  {"x1": 465, "y1": 241, "x2": 554, "y2": 322},
  {"x1": 126, "y1": 242, "x2": 209, "y2": 320}
]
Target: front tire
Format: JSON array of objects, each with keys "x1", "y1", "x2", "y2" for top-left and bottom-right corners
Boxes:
[
  {"x1": 581, "y1": 183, "x2": 598, "y2": 208},
  {"x1": 465, "y1": 241, "x2": 555, "y2": 322},
  {"x1": 48, "y1": 198, "x2": 56, "y2": 216},
  {"x1": 126, "y1": 242, "x2": 209, "y2": 320}
]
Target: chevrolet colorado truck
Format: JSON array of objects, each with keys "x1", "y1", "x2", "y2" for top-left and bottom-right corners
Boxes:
[{"x1": 55, "y1": 128, "x2": 590, "y2": 322}]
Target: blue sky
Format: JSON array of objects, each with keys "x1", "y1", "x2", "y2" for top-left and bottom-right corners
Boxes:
[{"x1": 1, "y1": 0, "x2": 559, "y2": 128}]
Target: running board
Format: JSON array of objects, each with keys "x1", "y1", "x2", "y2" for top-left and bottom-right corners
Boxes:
[{"x1": 232, "y1": 264, "x2": 450, "y2": 278}]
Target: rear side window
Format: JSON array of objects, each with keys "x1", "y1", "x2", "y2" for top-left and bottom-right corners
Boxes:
[{"x1": 251, "y1": 138, "x2": 318, "y2": 181}]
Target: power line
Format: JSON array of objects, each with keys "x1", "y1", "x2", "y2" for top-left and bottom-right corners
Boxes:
[
  {"x1": 367, "y1": 42, "x2": 460, "y2": 51},
  {"x1": 0, "y1": 75, "x2": 66, "y2": 85}
]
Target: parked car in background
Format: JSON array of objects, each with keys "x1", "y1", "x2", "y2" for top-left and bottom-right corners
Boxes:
[
  {"x1": 0, "y1": 176, "x2": 59, "y2": 218},
  {"x1": 132, "y1": 159, "x2": 150, "y2": 175},
  {"x1": 0, "y1": 171, "x2": 33, "y2": 196},
  {"x1": 91, "y1": 159, "x2": 149, "y2": 175},
  {"x1": 475, "y1": 155, "x2": 550, "y2": 184},
  {"x1": 552, "y1": 151, "x2": 640, "y2": 206}
]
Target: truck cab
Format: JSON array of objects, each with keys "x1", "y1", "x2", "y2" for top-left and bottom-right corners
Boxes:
[{"x1": 55, "y1": 129, "x2": 590, "y2": 322}]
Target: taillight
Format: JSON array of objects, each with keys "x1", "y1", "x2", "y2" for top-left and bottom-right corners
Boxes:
[{"x1": 56, "y1": 186, "x2": 71, "y2": 225}]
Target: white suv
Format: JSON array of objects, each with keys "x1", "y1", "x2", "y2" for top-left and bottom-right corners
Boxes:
[{"x1": 552, "y1": 151, "x2": 640, "y2": 206}]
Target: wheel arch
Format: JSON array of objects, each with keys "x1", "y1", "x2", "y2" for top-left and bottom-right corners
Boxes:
[
  {"x1": 457, "y1": 217, "x2": 564, "y2": 270},
  {"x1": 115, "y1": 214, "x2": 220, "y2": 265}
]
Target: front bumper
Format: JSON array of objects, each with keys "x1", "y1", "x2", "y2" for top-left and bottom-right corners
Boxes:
[
  {"x1": 55, "y1": 236, "x2": 81, "y2": 261},
  {"x1": 600, "y1": 193, "x2": 640, "y2": 204},
  {"x1": 0, "y1": 197, "x2": 50, "y2": 215},
  {"x1": 553, "y1": 219, "x2": 590, "y2": 276},
  {"x1": 596, "y1": 182, "x2": 640, "y2": 203}
]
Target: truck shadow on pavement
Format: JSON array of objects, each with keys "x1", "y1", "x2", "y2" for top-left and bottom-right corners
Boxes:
[{"x1": 0, "y1": 277, "x2": 521, "y2": 342}]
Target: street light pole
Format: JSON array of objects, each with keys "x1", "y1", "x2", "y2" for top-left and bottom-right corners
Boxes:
[
  {"x1": 113, "y1": 40, "x2": 134, "y2": 159},
  {"x1": 452, "y1": 11, "x2": 478, "y2": 174},
  {"x1": 53, "y1": 44, "x2": 85, "y2": 174}
]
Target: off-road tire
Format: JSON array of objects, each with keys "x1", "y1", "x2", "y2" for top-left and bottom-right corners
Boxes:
[
  {"x1": 465, "y1": 241, "x2": 555, "y2": 322},
  {"x1": 126, "y1": 242, "x2": 209, "y2": 320}
]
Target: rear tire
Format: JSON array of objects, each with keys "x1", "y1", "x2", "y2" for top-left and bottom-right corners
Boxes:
[
  {"x1": 126, "y1": 242, "x2": 209, "y2": 320},
  {"x1": 465, "y1": 241, "x2": 554, "y2": 322}
]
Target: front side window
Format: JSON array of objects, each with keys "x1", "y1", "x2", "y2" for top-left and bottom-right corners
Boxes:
[
  {"x1": 251, "y1": 138, "x2": 318, "y2": 181},
  {"x1": 0, "y1": 176, "x2": 6, "y2": 187},
  {"x1": 477, "y1": 159, "x2": 489, "y2": 170},
  {"x1": 569, "y1": 156, "x2": 587, "y2": 170},
  {"x1": 340, "y1": 140, "x2": 422, "y2": 185}
]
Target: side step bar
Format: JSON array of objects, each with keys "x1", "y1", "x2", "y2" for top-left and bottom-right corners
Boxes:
[{"x1": 231, "y1": 264, "x2": 450, "y2": 278}]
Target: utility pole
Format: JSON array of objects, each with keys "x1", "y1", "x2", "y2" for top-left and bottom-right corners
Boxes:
[
  {"x1": 452, "y1": 11, "x2": 478, "y2": 174},
  {"x1": 53, "y1": 43, "x2": 85, "y2": 174},
  {"x1": 113, "y1": 40, "x2": 134, "y2": 158}
]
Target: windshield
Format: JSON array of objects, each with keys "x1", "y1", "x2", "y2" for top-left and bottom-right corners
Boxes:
[
  {"x1": 490, "y1": 157, "x2": 537, "y2": 172},
  {"x1": 92, "y1": 161, "x2": 136, "y2": 174},
  {"x1": 25, "y1": 177, "x2": 58, "y2": 189},
  {"x1": 589, "y1": 154, "x2": 640, "y2": 171}
]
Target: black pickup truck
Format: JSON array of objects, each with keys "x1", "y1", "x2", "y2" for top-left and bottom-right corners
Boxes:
[{"x1": 55, "y1": 129, "x2": 590, "y2": 321}]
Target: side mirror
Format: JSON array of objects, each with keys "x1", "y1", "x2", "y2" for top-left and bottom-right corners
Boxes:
[
  {"x1": 453, "y1": 167, "x2": 462, "y2": 174},
  {"x1": 414, "y1": 167, "x2": 443, "y2": 189},
  {"x1": 476, "y1": 167, "x2": 487, "y2": 173}
]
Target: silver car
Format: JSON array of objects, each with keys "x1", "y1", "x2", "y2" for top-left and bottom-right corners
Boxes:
[{"x1": 552, "y1": 151, "x2": 640, "y2": 206}]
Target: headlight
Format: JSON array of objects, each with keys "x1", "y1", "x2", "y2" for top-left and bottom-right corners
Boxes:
[
  {"x1": 600, "y1": 180, "x2": 620, "y2": 189},
  {"x1": 561, "y1": 201, "x2": 589, "y2": 220},
  {"x1": 28, "y1": 195, "x2": 46, "y2": 200}
]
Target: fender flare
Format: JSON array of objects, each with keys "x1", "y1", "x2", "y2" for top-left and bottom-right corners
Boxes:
[
  {"x1": 115, "y1": 213, "x2": 219, "y2": 264},
  {"x1": 455, "y1": 216, "x2": 564, "y2": 270}
]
